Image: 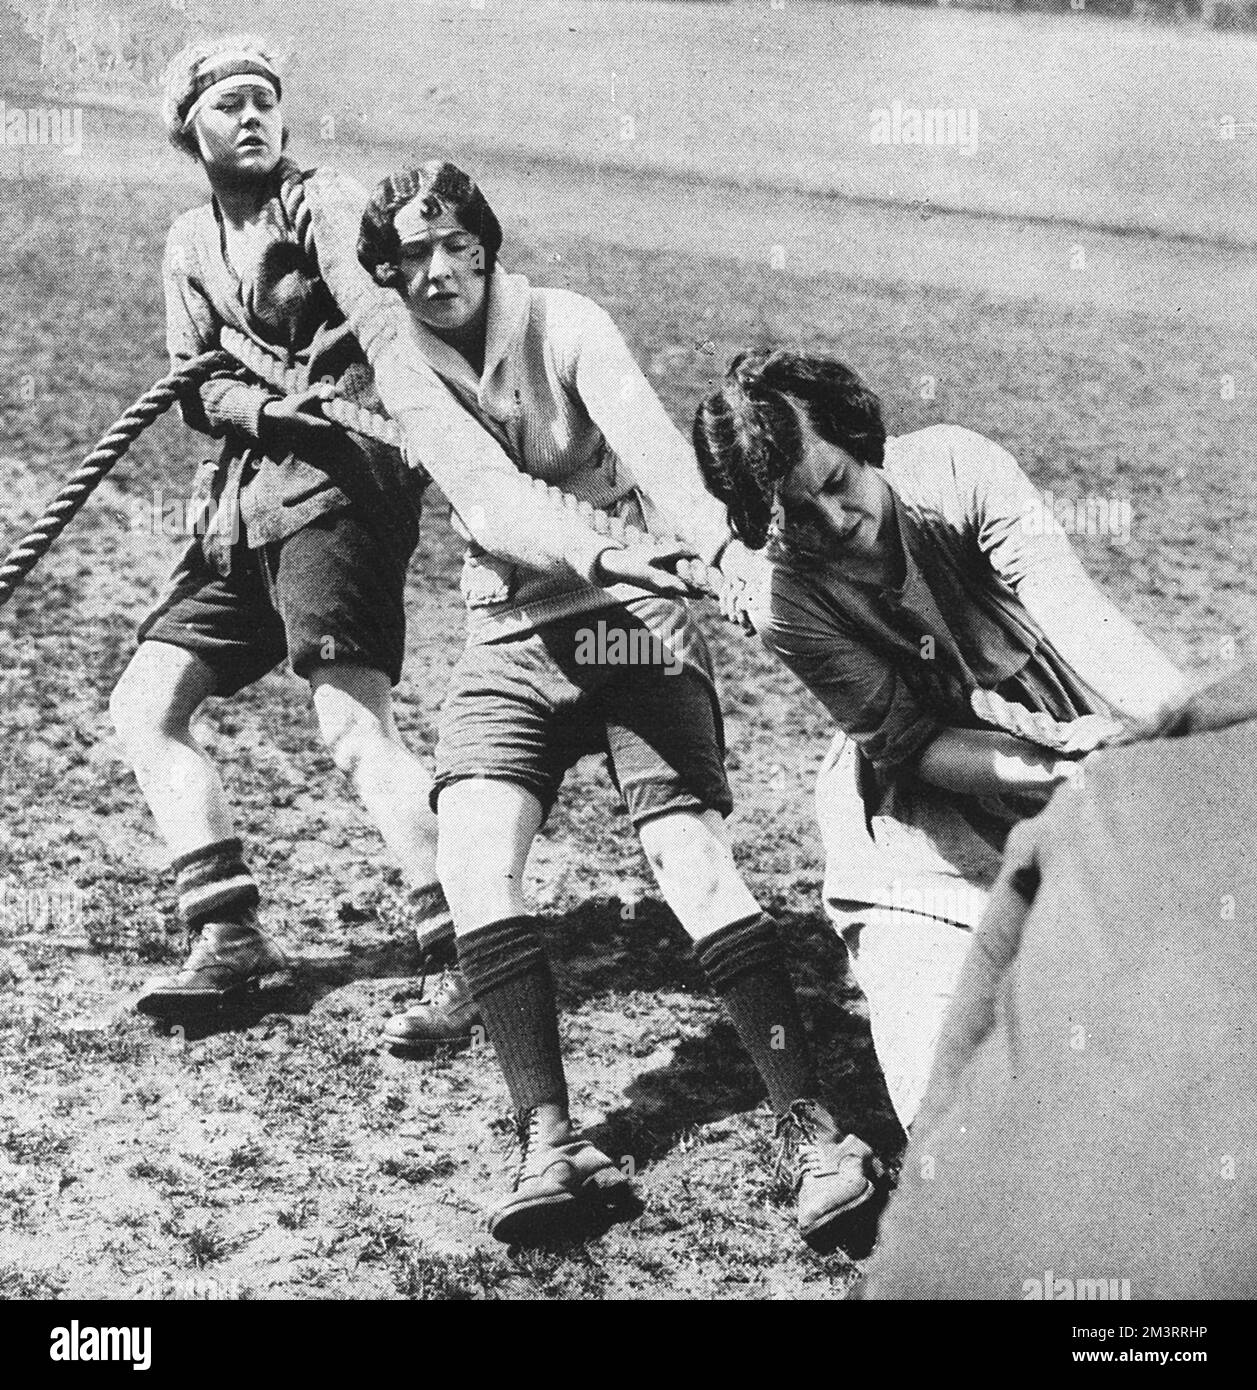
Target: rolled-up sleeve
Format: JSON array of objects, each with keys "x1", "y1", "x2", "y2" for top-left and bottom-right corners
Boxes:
[{"x1": 763, "y1": 567, "x2": 943, "y2": 771}]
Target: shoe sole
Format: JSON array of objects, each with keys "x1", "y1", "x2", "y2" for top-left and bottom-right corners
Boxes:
[
  {"x1": 800, "y1": 1180, "x2": 882, "y2": 1259},
  {"x1": 489, "y1": 1190, "x2": 584, "y2": 1245},
  {"x1": 379, "y1": 1029, "x2": 474, "y2": 1057},
  {"x1": 489, "y1": 1179, "x2": 640, "y2": 1246},
  {"x1": 135, "y1": 974, "x2": 278, "y2": 1019}
]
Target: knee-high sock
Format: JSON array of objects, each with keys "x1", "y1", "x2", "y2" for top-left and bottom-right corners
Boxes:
[
  {"x1": 693, "y1": 912, "x2": 820, "y2": 1114},
  {"x1": 457, "y1": 915, "x2": 567, "y2": 1115}
]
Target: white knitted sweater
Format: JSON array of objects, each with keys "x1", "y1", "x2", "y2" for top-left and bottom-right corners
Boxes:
[{"x1": 400, "y1": 268, "x2": 733, "y2": 641}]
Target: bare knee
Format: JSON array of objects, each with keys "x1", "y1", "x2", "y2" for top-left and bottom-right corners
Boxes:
[
  {"x1": 641, "y1": 816, "x2": 726, "y2": 905},
  {"x1": 436, "y1": 780, "x2": 541, "y2": 931},
  {"x1": 436, "y1": 811, "x2": 518, "y2": 914},
  {"x1": 110, "y1": 649, "x2": 204, "y2": 753},
  {"x1": 310, "y1": 666, "x2": 397, "y2": 779},
  {"x1": 319, "y1": 704, "x2": 391, "y2": 779}
]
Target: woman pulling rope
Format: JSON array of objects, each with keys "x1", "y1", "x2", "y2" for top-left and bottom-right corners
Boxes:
[
  {"x1": 693, "y1": 351, "x2": 1188, "y2": 1129},
  {"x1": 334, "y1": 159, "x2": 887, "y2": 1252},
  {"x1": 110, "y1": 35, "x2": 466, "y2": 1027}
]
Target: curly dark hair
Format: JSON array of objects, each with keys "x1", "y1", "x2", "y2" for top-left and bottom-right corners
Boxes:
[
  {"x1": 357, "y1": 160, "x2": 503, "y2": 293},
  {"x1": 692, "y1": 350, "x2": 886, "y2": 550}
]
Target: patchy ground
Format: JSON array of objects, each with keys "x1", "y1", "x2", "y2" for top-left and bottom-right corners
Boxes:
[{"x1": 0, "y1": 102, "x2": 1253, "y2": 1299}]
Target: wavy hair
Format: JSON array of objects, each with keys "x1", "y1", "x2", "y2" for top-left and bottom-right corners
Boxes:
[
  {"x1": 357, "y1": 160, "x2": 503, "y2": 293},
  {"x1": 692, "y1": 350, "x2": 886, "y2": 550}
]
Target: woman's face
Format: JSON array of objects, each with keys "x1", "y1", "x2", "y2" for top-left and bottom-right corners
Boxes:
[
  {"x1": 192, "y1": 82, "x2": 283, "y2": 181},
  {"x1": 778, "y1": 412, "x2": 891, "y2": 561},
  {"x1": 398, "y1": 207, "x2": 488, "y2": 334}
]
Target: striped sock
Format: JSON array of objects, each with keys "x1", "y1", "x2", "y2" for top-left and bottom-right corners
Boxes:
[
  {"x1": 693, "y1": 912, "x2": 820, "y2": 1114},
  {"x1": 457, "y1": 916, "x2": 567, "y2": 1115},
  {"x1": 405, "y1": 882, "x2": 456, "y2": 964},
  {"x1": 173, "y1": 838, "x2": 260, "y2": 935}
]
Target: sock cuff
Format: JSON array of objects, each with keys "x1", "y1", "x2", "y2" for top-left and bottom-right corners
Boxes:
[
  {"x1": 693, "y1": 912, "x2": 783, "y2": 994},
  {"x1": 404, "y1": 883, "x2": 455, "y2": 956},
  {"x1": 173, "y1": 838, "x2": 258, "y2": 930},
  {"x1": 405, "y1": 882, "x2": 451, "y2": 917},
  {"x1": 458, "y1": 915, "x2": 548, "y2": 1000},
  {"x1": 171, "y1": 837, "x2": 247, "y2": 877},
  {"x1": 416, "y1": 918, "x2": 457, "y2": 959}
]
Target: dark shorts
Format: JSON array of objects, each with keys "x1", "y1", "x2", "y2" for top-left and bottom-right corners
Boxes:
[
  {"x1": 137, "y1": 507, "x2": 413, "y2": 696},
  {"x1": 433, "y1": 603, "x2": 733, "y2": 828}
]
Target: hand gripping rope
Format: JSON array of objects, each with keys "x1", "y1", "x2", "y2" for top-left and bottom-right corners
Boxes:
[
  {"x1": 0, "y1": 169, "x2": 1104, "y2": 753},
  {"x1": 224, "y1": 319, "x2": 1110, "y2": 753},
  {"x1": 0, "y1": 171, "x2": 316, "y2": 613},
  {"x1": 216, "y1": 324, "x2": 720, "y2": 597},
  {"x1": 0, "y1": 350, "x2": 229, "y2": 612}
]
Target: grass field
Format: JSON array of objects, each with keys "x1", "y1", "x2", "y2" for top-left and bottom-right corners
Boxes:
[
  {"x1": 1, "y1": 3, "x2": 1255, "y2": 1300},
  {"x1": 161, "y1": 0, "x2": 1257, "y2": 244}
]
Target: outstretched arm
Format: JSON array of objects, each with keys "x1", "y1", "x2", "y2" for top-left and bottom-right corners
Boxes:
[{"x1": 562, "y1": 294, "x2": 734, "y2": 566}]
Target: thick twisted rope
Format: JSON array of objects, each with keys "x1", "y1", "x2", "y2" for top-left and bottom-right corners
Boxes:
[
  {"x1": 272, "y1": 174, "x2": 1110, "y2": 752},
  {"x1": 217, "y1": 335, "x2": 1113, "y2": 749},
  {"x1": 217, "y1": 324, "x2": 719, "y2": 595},
  {"x1": 0, "y1": 350, "x2": 230, "y2": 611},
  {"x1": 0, "y1": 170, "x2": 315, "y2": 613}
]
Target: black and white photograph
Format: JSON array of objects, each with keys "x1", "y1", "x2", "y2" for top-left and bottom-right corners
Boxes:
[{"x1": 0, "y1": 0, "x2": 1252, "y2": 1326}]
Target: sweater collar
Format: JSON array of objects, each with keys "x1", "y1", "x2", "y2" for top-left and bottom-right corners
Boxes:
[{"x1": 402, "y1": 267, "x2": 531, "y2": 399}]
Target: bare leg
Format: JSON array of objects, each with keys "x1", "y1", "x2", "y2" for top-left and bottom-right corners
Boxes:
[
  {"x1": 636, "y1": 807, "x2": 761, "y2": 940},
  {"x1": 307, "y1": 663, "x2": 439, "y2": 890},
  {"x1": 110, "y1": 641, "x2": 233, "y2": 856},
  {"x1": 436, "y1": 776, "x2": 544, "y2": 933}
]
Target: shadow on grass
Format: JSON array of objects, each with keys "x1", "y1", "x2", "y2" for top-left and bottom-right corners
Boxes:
[
  {"x1": 145, "y1": 890, "x2": 906, "y2": 1172},
  {"x1": 541, "y1": 895, "x2": 907, "y2": 1172},
  {"x1": 145, "y1": 935, "x2": 423, "y2": 1042}
]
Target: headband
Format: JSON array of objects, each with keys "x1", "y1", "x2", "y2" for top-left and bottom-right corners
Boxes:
[
  {"x1": 394, "y1": 194, "x2": 450, "y2": 248},
  {"x1": 180, "y1": 55, "x2": 282, "y2": 130}
]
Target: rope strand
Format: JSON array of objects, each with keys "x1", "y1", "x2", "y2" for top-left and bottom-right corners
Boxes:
[
  {"x1": 0, "y1": 350, "x2": 230, "y2": 611},
  {"x1": 217, "y1": 327, "x2": 718, "y2": 596}
]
